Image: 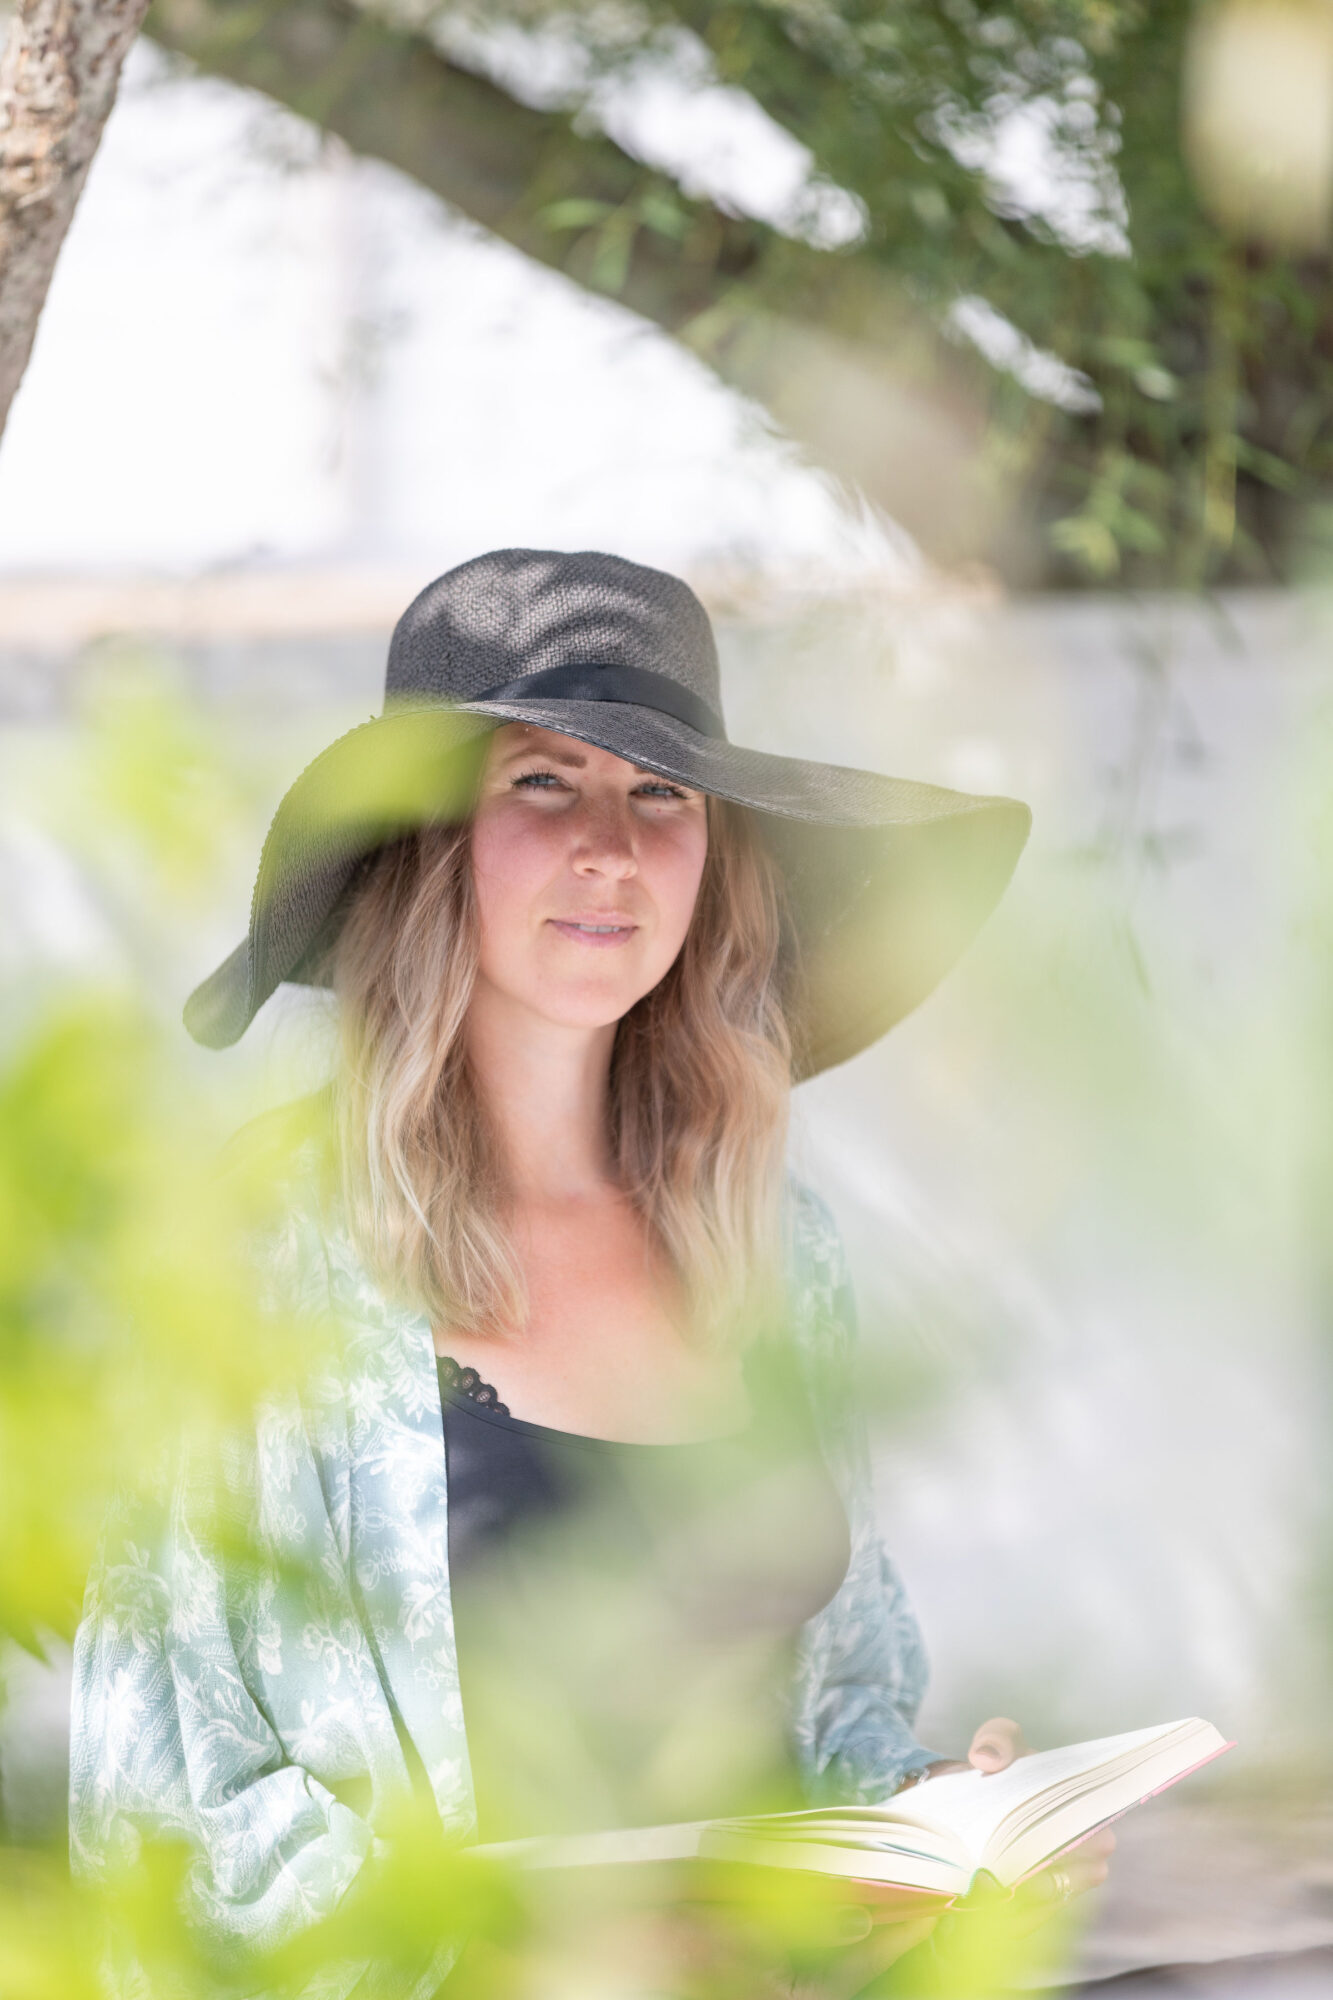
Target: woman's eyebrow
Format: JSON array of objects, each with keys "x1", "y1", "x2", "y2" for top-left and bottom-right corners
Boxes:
[
  {"x1": 497, "y1": 740, "x2": 587, "y2": 769},
  {"x1": 496, "y1": 742, "x2": 692, "y2": 785}
]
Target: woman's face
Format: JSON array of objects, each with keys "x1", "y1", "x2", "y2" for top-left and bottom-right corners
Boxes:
[{"x1": 468, "y1": 723, "x2": 710, "y2": 1031}]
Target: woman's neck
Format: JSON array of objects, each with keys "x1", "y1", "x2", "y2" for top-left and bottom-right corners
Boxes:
[{"x1": 465, "y1": 980, "x2": 619, "y2": 1202}]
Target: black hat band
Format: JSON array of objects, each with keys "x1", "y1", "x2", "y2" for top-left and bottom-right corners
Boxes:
[{"x1": 468, "y1": 661, "x2": 727, "y2": 740}]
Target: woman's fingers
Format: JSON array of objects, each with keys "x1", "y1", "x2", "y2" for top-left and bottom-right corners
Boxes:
[
  {"x1": 967, "y1": 1716, "x2": 1028, "y2": 1772},
  {"x1": 1033, "y1": 1855, "x2": 1106, "y2": 1903},
  {"x1": 1031, "y1": 1827, "x2": 1118, "y2": 1904},
  {"x1": 843, "y1": 1882, "x2": 950, "y2": 1924},
  {"x1": 816, "y1": 1913, "x2": 941, "y2": 2000},
  {"x1": 757, "y1": 1909, "x2": 941, "y2": 1999},
  {"x1": 934, "y1": 1828, "x2": 1120, "y2": 1962}
]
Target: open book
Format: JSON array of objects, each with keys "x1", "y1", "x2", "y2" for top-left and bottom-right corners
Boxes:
[{"x1": 476, "y1": 1717, "x2": 1232, "y2": 1900}]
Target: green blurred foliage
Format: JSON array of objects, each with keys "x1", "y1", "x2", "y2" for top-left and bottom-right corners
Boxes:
[
  {"x1": 0, "y1": 658, "x2": 321, "y2": 1655},
  {"x1": 0, "y1": 661, "x2": 1095, "y2": 1996},
  {"x1": 3, "y1": 644, "x2": 1329, "y2": 1992}
]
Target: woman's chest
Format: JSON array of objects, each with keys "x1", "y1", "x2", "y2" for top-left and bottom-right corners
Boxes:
[
  {"x1": 438, "y1": 1367, "x2": 852, "y2": 1839},
  {"x1": 437, "y1": 1201, "x2": 749, "y2": 1443}
]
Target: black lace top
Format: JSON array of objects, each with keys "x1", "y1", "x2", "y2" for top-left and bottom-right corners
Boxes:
[
  {"x1": 435, "y1": 1346, "x2": 850, "y2": 1845},
  {"x1": 436, "y1": 1355, "x2": 510, "y2": 1416}
]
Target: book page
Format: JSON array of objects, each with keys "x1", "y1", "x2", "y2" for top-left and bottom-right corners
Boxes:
[
  {"x1": 475, "y1": 1821, "x2": 708, "y2": 1869},
  {"x1": 697, "y1": 1827, "x2": 965, "y2": 1896},
  {"x1": 883, "y1": 1721, "x2": 1205, "y2": 1865},
  {"x1": 991, "y1": 1728, "x2": 1233, "y2": 1886},
  {"x1": 468, "y1": 1719, "x2": 1229, "y2": 1891}
]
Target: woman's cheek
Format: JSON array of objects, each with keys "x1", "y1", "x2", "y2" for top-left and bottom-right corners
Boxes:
[
  {"x1": 650, "y1": 819, "x2": 709, "y2": 949},
  {"x1": 470, "y1": 806, "x2": 557, "y2": 910},
  {"x1": 469, "y1": 813, "x2": 554, "y2": 979}
]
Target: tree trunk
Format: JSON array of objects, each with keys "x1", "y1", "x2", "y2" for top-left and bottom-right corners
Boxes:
[{"x1": 0, "y1": 0, "x2": 150, "y2": 441}]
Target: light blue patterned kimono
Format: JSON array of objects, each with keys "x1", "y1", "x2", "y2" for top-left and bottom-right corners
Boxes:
[{"x1": 69, "y1": 1162, "x2": 938, "y2": 1996}]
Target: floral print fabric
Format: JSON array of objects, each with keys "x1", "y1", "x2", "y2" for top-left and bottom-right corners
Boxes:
[{"x1": 69, "y1": 1165, "x2": 939, "y2": 1996}]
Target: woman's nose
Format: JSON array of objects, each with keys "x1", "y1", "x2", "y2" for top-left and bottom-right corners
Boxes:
[{"x1": 571, "y1": 796, "x2": 637, "y2": 876}]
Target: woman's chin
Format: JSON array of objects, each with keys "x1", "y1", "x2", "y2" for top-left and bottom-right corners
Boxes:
[
  {"x1": 541, "y1": 996, "x2": 647, "y2": 1031},
  {"x1": 513, "y1": 978, "x2": 659, "y2": 1033}
]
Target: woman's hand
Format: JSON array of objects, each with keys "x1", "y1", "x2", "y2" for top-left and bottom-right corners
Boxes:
[
  {"x1": 914, "y1": 1714, "x2": 1030, "y2": 1780},
  {"x1": 759, "y1": 1894, "x2": 943, "y2": 2000},
  {"x1": 463, "y1": 1880, "x2": 946, "y2": 2000},
  {"x1": 914, "y1": 1719, "x2": 1116, "y2": 1933},
  {"x1": 1016, "y1": 1832, "x2": 1112, "y2": 1904},
  {"x1": 994, "y1": 1825, "x2": 1117, "y2": 1928}
]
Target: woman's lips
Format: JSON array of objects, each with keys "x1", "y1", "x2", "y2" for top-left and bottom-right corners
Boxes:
[{"x1": 546, "y1": 919, "x2": 639, "y2": 947}]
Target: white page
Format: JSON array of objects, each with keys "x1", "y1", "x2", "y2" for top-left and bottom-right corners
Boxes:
[
  {"x1": 996, "y1": 1726, "x2": 1230, "y2": 1887},
  {"x1": 476, "y1": 1820, "x2": 707, "y2": 1868},
  {"x1": 885, "y1": 1720, "x2": 1198, "y2": 1862}
]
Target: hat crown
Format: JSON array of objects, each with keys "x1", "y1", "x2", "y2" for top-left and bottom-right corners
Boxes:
[{"x1": 384, "y1": 548, "x2": 722, "y2": 713}]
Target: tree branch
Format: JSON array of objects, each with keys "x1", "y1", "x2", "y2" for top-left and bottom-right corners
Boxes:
[
  {"x1": 148, "y1": 0, "x2": 767, "y2": 334},
  {"x1": 145, "y1": 0, "x2": 1000, "y2": 567}
]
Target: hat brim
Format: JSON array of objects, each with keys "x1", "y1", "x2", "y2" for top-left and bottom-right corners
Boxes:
[{"x1": 183, "y1": 697, "x2": 1031, "y2": 1077}]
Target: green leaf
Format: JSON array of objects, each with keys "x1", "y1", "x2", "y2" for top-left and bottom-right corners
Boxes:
[
  {"x1": 589, "y1": 209, "x2": 638, "y2": 295},
  {"x1": 1234, "y1": 438, "x2": 1304, "y2": 494},
  {"x1": 1050, "y1": 513, "x2": 1122, "y2": 577},
  {"x1": 639, "y1": 191, "x2": 689, "y2": 240},
  {"x1": 537, "y1": 199, "x2": 615, "y2": 234}
]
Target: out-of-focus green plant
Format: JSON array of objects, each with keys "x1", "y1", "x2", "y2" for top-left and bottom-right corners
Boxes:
[
  {"x1": 6, "y1": 631, "x2": 1332, "y2": 1997},
  {"x1": 0, "y1": 657, "x2": 322, "y2": 1653},
  {"x1": 0, "y1": 657, "x2": 1103, "y2": 1999}
]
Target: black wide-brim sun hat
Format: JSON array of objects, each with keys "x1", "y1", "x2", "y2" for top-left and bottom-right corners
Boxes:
[{"x1": 185, "y1": 549, "x2": 1031, "y2": 1078}]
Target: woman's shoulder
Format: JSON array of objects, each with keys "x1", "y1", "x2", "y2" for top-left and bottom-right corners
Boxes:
[
  {"x1": 216, "y1": 1086, "x2": 338, "y2": 1195},
  {"x1": 778, "y1": 1177, "x2": 870, "y2": 1482},
  {"x1": 782, "y1": 1174, "x2": 858, "y2": 1367},
  {"x1": 783, "y1": 1174, "x2": 852, "y2": 1301},
  {"x1": 215, "y1": 1089, "x2": 343, "y2": 1311},
  {"x1": 217, "y1": 1092, "x2": 426, "y2": 1367}
]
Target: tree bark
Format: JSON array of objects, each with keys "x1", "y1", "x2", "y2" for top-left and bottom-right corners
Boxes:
[
  {"x1": 0, "y1": 0, "x2": 151, "y2": 441},
  {"x1": 146, "y1": 0, "x2": 1000, "y2": 568}
]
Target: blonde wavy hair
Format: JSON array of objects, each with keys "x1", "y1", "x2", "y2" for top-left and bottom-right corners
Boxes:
[{"x1": 328, "y1": 789, "x2": 797, "y2": 1343}]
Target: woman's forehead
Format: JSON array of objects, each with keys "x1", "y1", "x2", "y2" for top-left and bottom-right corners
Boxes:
[{"x1": 486, "y1": 722, "x2": 663, "y2": 780}]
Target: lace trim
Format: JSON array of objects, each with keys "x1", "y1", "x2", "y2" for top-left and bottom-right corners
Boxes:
[{"x1": 437, "y1": 1354, "x2": 510, "y2": 1417}]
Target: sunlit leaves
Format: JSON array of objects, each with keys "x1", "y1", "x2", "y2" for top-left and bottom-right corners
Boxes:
[{"x1": 433, "y1": 0, "x2": 1333, "y2": 585}]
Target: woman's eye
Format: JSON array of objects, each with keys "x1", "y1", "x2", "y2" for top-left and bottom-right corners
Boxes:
[{"x1": 508, "y1": 769, "x2": 691, "y2": 801}]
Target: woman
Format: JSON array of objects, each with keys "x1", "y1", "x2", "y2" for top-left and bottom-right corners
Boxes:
[{"x1": 70, "y1": 550, "x2": 1110, "y2": 1998}]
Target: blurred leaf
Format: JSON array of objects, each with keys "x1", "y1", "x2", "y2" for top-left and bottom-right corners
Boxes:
[{"x1": 537, "y1": 197, "x2": 615, "y2": 231}]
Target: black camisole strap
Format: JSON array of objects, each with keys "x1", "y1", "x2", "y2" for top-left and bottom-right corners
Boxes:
[{"x1": 437, "y1": 1354, "x2": 510, "y2": 1417}]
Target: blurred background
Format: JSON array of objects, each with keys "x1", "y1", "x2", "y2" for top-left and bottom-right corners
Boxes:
[{"x1": 1, "y1": 4, "x2": 1332, "y2": 1995}]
